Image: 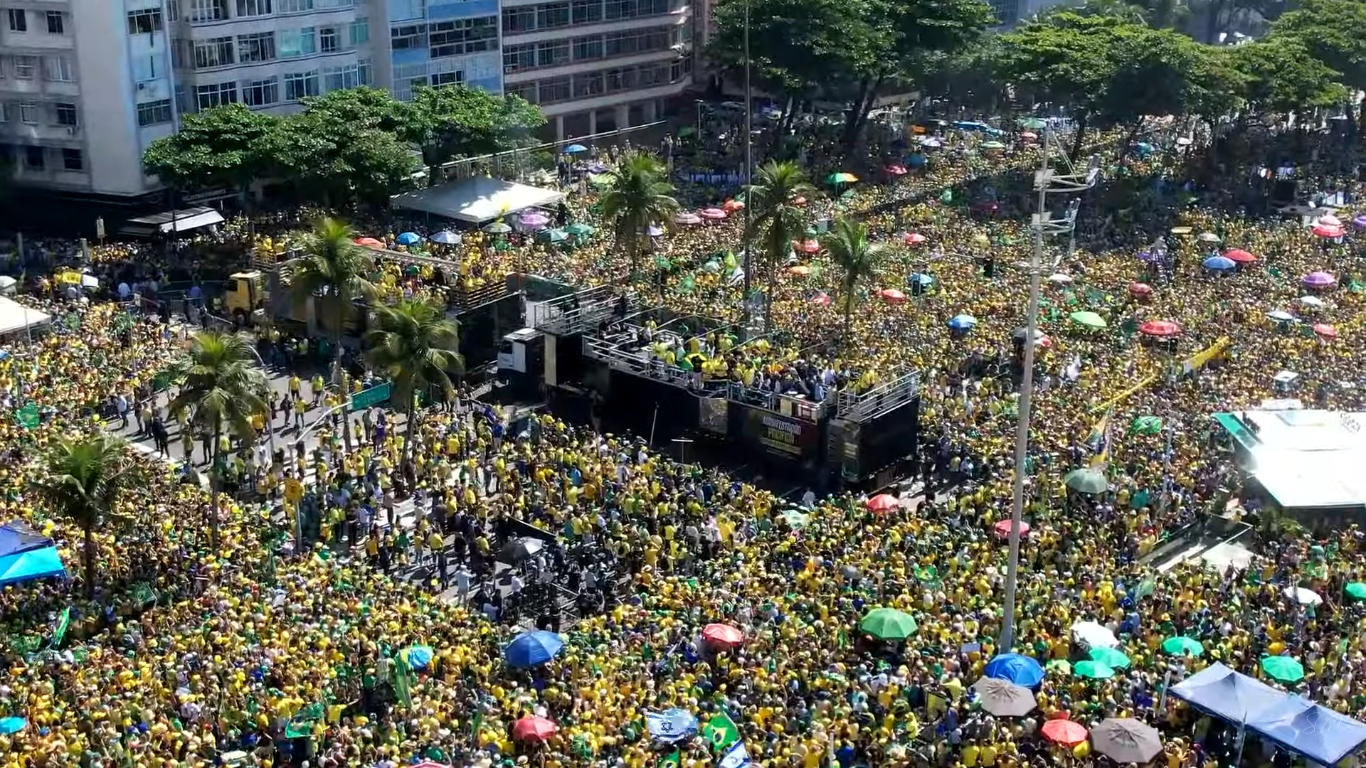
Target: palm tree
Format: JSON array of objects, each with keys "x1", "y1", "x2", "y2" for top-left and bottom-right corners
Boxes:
[
  {"x1": 597, "y1": 152, "x2": 680, "y2": 279},
  {"x1": 745, "y1": 160, "x2": 815, "y2": 333},
  {"x1": 364, "y1": 299, "x2": 464, "y2": 466},
  {"x1": 38, "y1": 433, "x2": 129, "y2": 599},
  {"x1": 822, "y1": 217, "x2": 887, "y2": 346},
  {"x1": 168, "y1": 330, "x2": 268, "y2": 550},
  {"x1": 283, "y1": 217, "x2": 377, "y2": 449}
]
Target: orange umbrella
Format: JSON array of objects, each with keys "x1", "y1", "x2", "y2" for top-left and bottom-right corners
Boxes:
[
  {"x1": 1314, "y1": 323, "x2": 1338, "y2": 339},
  {"x1": 1224, "y1": 248, "x2": 1257, "y2": 263},
  {"x1": 866, "y1": 494, "x2": 900, "y2": 512},
  {"x1": 994, "y1": 520, "x2": 1030, "y2": 539},
  {"x1": 722, "y1": 199, "x2": 745, "y2": 212},
  {"x1": 879, "y1": 288, "x2": 906, "y2": 304},
  {"x1": 355, "y1": 237, "x2": 384, "y2": 247},
  {"x1": 702, "y1": 623, "x2": 745, "y2": 648},
  {"x1": 1041, "y1": 719, "x2": 1089, "y2": 746}
]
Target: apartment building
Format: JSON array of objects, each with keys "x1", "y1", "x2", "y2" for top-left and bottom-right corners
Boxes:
[{"x1": 0, "y1": 0, "x2": 697, "y2": 201}]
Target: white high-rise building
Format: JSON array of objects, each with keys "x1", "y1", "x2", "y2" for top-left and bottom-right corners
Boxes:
[{"x1": 0, "y1": 0, "x2": 696, "y2": 201}]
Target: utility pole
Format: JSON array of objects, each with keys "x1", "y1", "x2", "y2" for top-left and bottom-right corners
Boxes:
[{"x1": 740, "y1": 0, "x2": 754, "y2": 331}]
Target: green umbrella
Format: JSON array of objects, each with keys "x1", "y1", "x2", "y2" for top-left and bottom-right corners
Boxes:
[
  {"x1": 1346, "y1": 583, "x2": 1366, "y2": 601},
  {"x1": 1073, "y1": 660, "x2": 1115, "y2": 679},
  {"x1": 1020, "y1": 118, "x2": 1047, "y2": 130},
  {"x1": 1089, "y1": 647, "x2": 1130, "y2": 669},
  {"x1": 1069, "y1": 311, "x2": 1108, "y2": 329},
  {"x1": 1046, "y1": 659, "x2": 1073, "y2": 674},
  {"x1": 1161, "y1": 637, "x2": 1205, "y2": 657},
  {"x1": 565, "y1": 223, "x2": 595, "y2": 236},
  {"x1": 859, "y1": 607, "x2": 918, "y2": 640},
  {"x1": 826, "y1": 172, "x2": 859, "y2": 185},
  {"x1": 1261, "y1": 656, "x2": 1304, "y2": 683},
  {"x1": 1065, "y1": 468, "x2": 1108, "y2": 495},
  {"x1": 1131, "y1": 416, "x2": 1163, "y2": 435},
  {"x1": 538, "y1": 228, "x2": 568, "y2": 243},
  {"x1": 654, "y1": 256, "x2": 672, "y2": 270}
]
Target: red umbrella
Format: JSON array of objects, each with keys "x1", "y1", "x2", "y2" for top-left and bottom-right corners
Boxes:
[
  {"x1": 355, "y1": 237, "x2": 384, "y2": 247},
  {"x1": 885, "y1": 164, "x2": 909, "y2": 176},
  {"x1": 722, "y1": 199, "x2": 745, "y2": 212},
  {"x1": 879, "y1": 288, "x2": 907, "y2": 304},
  {"x1": 1224, "y1": 248, "x2": 1257, "y2": 263},
  {"x1": 793, "y1": 239, "x2": 820, "y2": 254},
  {"x1": 1313, "y1": 323, "x2": 1338, "y2": 339},
  {"x1": 1313, "y1": 223, "x2": 1345, "y2": 238},
  {"x1": 1128, "y1": 282, "x2": 1153, "y2": 297},
  {"x1": 1021, "y1": 131, "x2": 1038, "y2": 140},
  {"x1": 866, "y1": 494, "x2": 900, "y2": 512},
  {"x1": 1139, "y1": 320, "x2": 1181, "y2": 337},
  {"x1": 811, "y1": 292, "x2": 831, "y2": 306},
  {"x1": 513, "y1": 716, "x2": 558, "y2": 743},
  {"x1": 702, "y1": 623, "x2": 745, "y2": 648},
  {"x1": 1041, "y1": 719, "x2": 1089, "y2": 746},
  {"x1": 904, "y1": 232, "x2": 927, "y2": 245},
  {"x1": 994, "y1": 520, "x2": 1030, "y2": 538},
  {"x1": 700, "y1": 208, "x2": 727, "y2": 220}
]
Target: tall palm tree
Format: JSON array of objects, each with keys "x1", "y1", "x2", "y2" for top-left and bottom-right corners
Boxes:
[
  {"x1": 597, "y1": 152, "x2": 680, "y2": 279},
  {"x1": 37, "y1": 433, "x2": 129, "y2": 599},
  {"x1": 364, "y1": 299, "x2": 464, "y2": 466},
  {"x1": 822, "y1": 217, "x2": 887, "y2": 346},
  {"x1": 283, "y1": 217, "x2": 377, "y2": 449},
  {"x1": 168, "y1": 330, "x2": 268, "y2": 550},
  {"x1": 745, "y1": 160, "x2": 815, "y2": 333}
]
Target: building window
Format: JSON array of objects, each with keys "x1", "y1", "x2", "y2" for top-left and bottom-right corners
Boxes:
[
  {"x1": 573, "y1": 70, "x2": 603, "y2": 98},
  {"x1": 538, "y1": 2, "x2": 570, "y2": 28},
  {"x1": 348, "y1": 18, "x2": 368, "y2": 45},
  {"x1": 24, "y1": 146, "x2": 43, "y2": 170},
  {"x1": 167, "y1": 1, "x2": 179, "y2": 22},
  {"x1": 357, "y1": 57, "x2": 370, "y2": 84},
  {"x1": 235, "y1": 0, "x2": 272, "y2": 17},
  {"x1": 45, "y1": 11, "x2": 63, "y2": 34},
  {"x1": 319, "y1": 26, "x2": 338, "y2": 52},
  {"x1": 6, "y1": 9, "x2": 25, "y2": 32},
  {"x1": 44, "y1": 56, "x2": 73, "y2": 82},
  {"x1": 13, "y1": 56, "x2": 36, "y2": 79},
  {"x1": 506, "y1": 82, "x2": 537, "y2": 104},
  {"x1": 242, "y1": 76, "x2": 279, "y2": 106},
  {"x1": 280, "y1": 27, "x2": 316, "y2": 57},
  {"x1": 283, "y1": 70, "x2": 319, "y2": 100},
  {"x1": 537, "y1": 75, "x2": 570, "y2": 104},
  {"x1": 571, "y1": 0, "x2": 602, "y2": 24},
  {"x1": 322, "y1": 63, "x2": 361, "y2": 91},
  {"x1": 54, "y1": 102, "x2": 77, "y2": 126},
  {"x1": 0, "y1": 58, "x2": 5, "y2": 79},
  {"x1": 572, "y1": 35, "x2": 604, "y2": 62},
  {"x1": 188, "y1": 0, "x2": 229, "y2": 22},
  {"x1": 390, "y1": 24, "x2": 424, "y2": 50},
  {"x1": 502, "y1": 7, "x2": 535, "y2": 33},
  {"x1": 196, "y1": 81, "x2": 237, "y2": 109},
  {"x1": 0, "y1": 104, "x2": 7, "y2": 122},
  {"x1": 127, "y1": 9, "x2": 163, "y2": 34},
  {"x1": 536, "y1": 40, "x2": 569, "y2": 68},
  {"x1": 61, "y1": 148, "x2": 82, "y2": 171},
  {"x1": 430, "y1": 17, "x2": 497, "y2": 59},
  {"x1": 604, "y1": 26, "x2": 670, "y2": 57},
  {"x1": 503, "y1": 43, "x2": 535, "y2": 72},
  {"x1": 137, "y1": 99, "x2": 174, "y2": 126},
  {"x1": 18, "y1": 103, "x2": 36, "y2": 124},
  {"x1": 277, "y1": 0, "x2": 313, "y2": 11},
  {"x1": 193, "y1": 37, "x2": 234, "y2": 68},
  {"x1": 431, "y1": 70, "x2": 463, "y2": 86},
  {"x1": 237, "y1": 32, "x2": 276, "y2": 63}
]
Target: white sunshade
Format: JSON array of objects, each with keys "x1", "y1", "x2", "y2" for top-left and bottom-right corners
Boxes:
[
  {"x1": 391, "y1": 176, "x2": 566, "y2": 225},
  {"x1": 1283, "y1": 586, "x2": 1323, "y2": 605},
  {"x1": 0, "y1": 296, "x2": 51, "y2": 336},
  {"x1": 1071, "y1": 620, "x2": 1120, "y2": 649}
]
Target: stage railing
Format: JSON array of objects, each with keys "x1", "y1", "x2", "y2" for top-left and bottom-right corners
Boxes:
[
  {"x1": 582, "y1": 335, "x2": 701, "y2": 389},
  {"x1": 835, "y1": 369, "x2": 921, "y2": 422},
  {"x1": 534, "y1": 285, "x2": 619, "y2": 334},
  {"x1": 726, "y1": 382, "x2": 828, "y2": 422}
]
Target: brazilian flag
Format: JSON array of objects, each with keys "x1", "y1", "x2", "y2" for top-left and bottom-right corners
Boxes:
[{"x1": 703, "y1": 712, "x2": 740, "y2": 751}]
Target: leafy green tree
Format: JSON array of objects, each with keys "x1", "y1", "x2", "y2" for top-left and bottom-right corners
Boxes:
[
  {"x1": 745, "y1": 160, "x2": 815, "y2": 333},
  {"x1": 167, "y1": 331, "x2": 268, "y2": 551},
  {"x1": 143, "y1": 104, "x2": 281, "y2": 201},
  {"x1": 1271, "y1": 0, "x2": 1366, "y2": 126},
  {"x1": 37, "y1": 433, "x2": 130, "y2": 599},
  {"x1": 822, "y1": 217, "x2": 886, "y2": 346},
  {"x1": 597, "y1": 152, "x2": 680, "y2": 278},
  {"x1": 1228, "y1": 37, "x2": 1347, "y2": 116},
  {"x1": 278, "y1": 108, "x2": 420, "y2": 208},
  {"x1": 297, "y1": 86, "x2": 414, "y2": 135},
  {"x1": 404, "y1": 86, "x2": 545, "y2": 184},
  {"x1": 364, "y1": 299, "x2": 463, "y2": 465}
]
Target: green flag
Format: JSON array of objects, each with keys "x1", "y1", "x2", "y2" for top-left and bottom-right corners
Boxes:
[
  {"x1": 1134, "y1": 576, "x2": 1157, "y2": 602},
  {"x1": 392, "y1": 653, "x2": 412, "y2": 708},
  {"x1": 939, "y1": 189, "x2": 953, "y2": 203},
  {"x1": 50, "y1": 607, "x2": 71, "y2": 649},
  {"x1": 703, "y1": 712, "x2": 741, "y2": 751},
  {"x1": 658, "y1": 749, "x2": 681, "y2": 768}
]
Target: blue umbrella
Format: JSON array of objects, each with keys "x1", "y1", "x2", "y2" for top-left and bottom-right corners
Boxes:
[
  {"x1": 645, "y1": 708, "x2": 699, "y2": 743},
  {"x1": 1203, "y1": 256, "x2": 1235, "y2": 271},
  {"x1": 906, "y1": 153, "x2": 927, "y2": 167},
  {"x1": 402, "y1": 645, "x2": 434, "y2": 670},
  {"x1": 504, "y1": 630, "x2": 564, "y2": 668},
  {"x1": 564, "y1": 144, "x2": 588, "y2": 154},
  {"x1": 396, "y1": 232, "x2": 422, "y2": 246},
  {"x1": 984, "y1": 653, "x2": 1045, "y2": 688},
  {"x1": 910, "y1": 273, "x2": 936, "y2": 287},
  {"x1": 0, "y1": 717, "x2": 24, "y2": 735},
  {"x1": 430, "y1": 230, "x2": 461, "y2": 245},
  {"x1": 948, "y1": 314, "x2": 978, "y2": 330}
]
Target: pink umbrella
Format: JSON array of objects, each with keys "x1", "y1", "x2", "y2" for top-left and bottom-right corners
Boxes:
[
  {"x1": 1318, "y1": 214, "x2": 1343, "y2": 228},
  {"x1": 519, "y1": 212, "x2": 549, "y2": 229},
  {"x1": 1224, "y1": 248, "x2": 1257, "y2": 264},
  {"x1": 885, "y1": 164, "x2": 909, "y2": 176},
  {"x1": 811, "y1": 292, "x2": 831, "y2": 306},
  {"x1": 1041, "y1": 719, "x2": 1089, "y2": 746},
  {"x1": 795, "y1": 239, "x2": 820, "y2": 254},
  {"x1": 674, "y1": 212, "x2": 703, "y2": 225},
  {"x1": 1313, "y1": 323, "x2": 1338, "y2": 339},
  {"x1": 354, "y1": 237, "x2": 385, "y2": 247},
  {"x1": 513, "y1": 716, "x2": 558, "y2": 743},
  {"x1": 1313, "y1": 223, "x2": 1345, "y2": 239},
  {"x1": 904, "y1": 232, "x2": 927, "y2": 245},
  {"x1": 1021, "y1": 131, "x2": 1038, "y2": 140},
  {"x1": 866, "y1": 494, "x2": 900, "y2": 512},
  {"x1": 1139, "y1": 320, "x2": 1181, "y2": 337},
  {"x1": 1303, "y1": 271, "x2": 1337, "y2": 288},
  {"x1": 879, "y1": 288, "x2": 907, "y2": 305},
  {"x1": 699, "y1": 208, "x2": 727, "y2": 220},
  {"x1": 994, "y1": 520, "x2": 1030, "y2": 538},
  {"x1": 722, "y1": 199, "x2": 745, "y2": 212},
  {"x1": 702, "y1": 623, "x2": 745, "y2": 648},
  {"x1": 1128, "y1": 282, "x2": 1153, "y2": 297}
]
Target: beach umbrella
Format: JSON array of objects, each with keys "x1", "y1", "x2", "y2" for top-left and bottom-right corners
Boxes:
[
  {"x1": 1203, "y1": 256, "x2": 1235, "y2": 271},
  {"x1": 401, "y1": 645, "x2": 435, "y2": 670},
  {"x1": 866, "y1": 493, "x2": 900, "y2": 512},
  {"x1": 1283, "y1": 586, "x2": 1322, "y2": 605},
  {"x1": 1071, "y1": 620, "x2": 1120, "y2": 648},
  {"x1": 1299, "y1": 295, "x2": 1325, "y2": 307},
  {"x1": 860, "y1": 607, "x2": 918, "y2": 640},
  {"x1": 654, "y1": 256, "x2": 672, "y2": 270},
  {"x1": 1346, "y1": 583, "x2": 1366, "y2": 601},
  {"x1": 700, "y1": 208, "x2": 727, "y2": 220},
  {"x1": 1224, "y1": 248, "x2": 1257, "y2": 263},
  {"x1": 354, "y1": 237, "x2": 385, "y2": 247},
  {"x1": 396, "y1": 232, "x2": 423, "y2": 246},
  {"x1": 1162, "y1": 636, "x2": 1205, "y2": 657},
  {"x1": 1261, "y1": 656, "x2": 1305, "y2": 683},
  {"x1": 948, "y1": 314, "x2": 978, "y2": 330},
  {"x1": 1088, "y1": 647, "x2": 1131, "y2": 669},
  {"x1": 910, "y1": 273, "x2": 935, "y2": 288},
  {"x1": 1197, "y1": 232, "x2": 1221, "y2": 243},
  {"x1": 674, "y1": 212, "x2": 702, "y2": 225},
  {"x1": 563, "y1": 143, "x2": 588, "y2": 154},
  {"x1": 0, "y1": 718, "x2": 25, "y2": 735},
  {"x1": 519, "y1": 212, "x2": 549, "y2": 229},
  {"x1": 904, "y1": 232, "x2": 927, "y2": 245},
  {"x1": 1091, "y1": 719, "x2": 1162, "y2": 764},
  {"x1": 1131, "y1": 416, "x2": 1163, "y2": 435},
  {"x1": 795, "y1": 239, "x2": 820, "y2": 255},
  {"x1": 984, "y1": 653, "x2": 1045, "y2": 687},
  {"x1": 430, "y1": 230, "x2": 461, "y2": 245},
  {"x1": 1313, "y1": 223, "x2": 1345, "y2": 238},
  {"x1": 514, "y1": 716, "x2": 558, "y2": 743},
  {"x1": 644, "y1": 225, "x2": 665, "y2": 237},
  {"x1": 1069, "y1": 311, "x2": 1107, "y2": 329},
  {"x1": 972, "y1": 678, "x2": 1037, "y2": 717},
  {"x1": 504, "y1": 630, "x2": 564, "y2": 667},
  {"x1": 1073, "y1": 660, "x2": 1116, "y2": 679},
  {"x1": 1319, "y1": 213, "x2": 1343, "y2": 227},
  {"x1": 1139, "y1": 320, "x2": 1180, "y2": 337},
  {"x1": 484, "y1": 222, "x2": 512, "y2": 234},
  {"x1": 565, "y1": 223, "x2": 595, "y2": 236},
  {"x1": 500, "y1": 536, "x2": 544, "y2": 562},
  {"x1": 1065, "y1": 468, "x2": 1107, "y2": 495},
  {"x1": 811, "y1": 292, "x2": 831, "y2": 306},
  {"x1": 1303, "y1": 271, "x2": 1336, "y2": 288},
  {"x1": 826, "y1": 172, "x2": 859, "y2": 185},
  {"x1": 1267, "y1": 310, "x2": 1295, "y2": 322},
  {"x1": 994, "y1": 519, "x2": 1029, "y2": 538},
  {"x1": 981, "y1": 140, "x2": 1006, "y2": 150},
  {"x1": 1048, "y1": 273, "x2": 1073, "y2": 284},
  {"x1": 702, "y1": 623, "x2": 745, "y2": 649},
  {"x1": 1354, "y1": 213, "x2": 1366, "y2": 229},
  {"x1": 537, "y1": 229, "x2": 568, "y2": 244},
  {"x1": 885, "y1": 164, "x2": 909, "y2": 176},
  {"x1": 921, "y1": 137, "x2": 943, "y2": 148},
  {"x1": 1313, "y1": 323, "x2": 1338, "y2": 339},
  {"x1": 1021, "y1": 131, "x2": 1038, "y2": 140},
  {"x1": 1041, "y1": 719, "x2": 1090, "y2": 746},
  {"x1": 788, "y1": 265, "x2": 811, "y2": 277},
  {"x1": 879, "y1": 288, "x2": 907, "y2": 304},
  {"x1": 1046, "y1": 660, "x2": 1072, "y2": 674},
  {"x1": 722, "y1": 199, "x2": 745, "y2": 212}
]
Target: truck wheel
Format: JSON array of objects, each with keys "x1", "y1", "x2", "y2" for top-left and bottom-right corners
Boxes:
[{"x1": 233, "y1": 309, "x2": 249, "y2": 328}]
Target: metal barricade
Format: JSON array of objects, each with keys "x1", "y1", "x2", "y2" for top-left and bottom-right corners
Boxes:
[{"x1": 835, "y1": 369, "x2": 921, "y2": 422}]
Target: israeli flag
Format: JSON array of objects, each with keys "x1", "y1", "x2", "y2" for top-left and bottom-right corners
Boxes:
[
  {"x1": 718, "y1": 741, "x2": 751, "y2": 768},
  {"x1": 645, "y1": 709, "x2": 698, "y2": 744}
]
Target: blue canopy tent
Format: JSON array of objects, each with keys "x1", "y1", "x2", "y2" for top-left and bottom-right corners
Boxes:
[
  {"x1": 1247, "y1": 696, "x2": 1366, "y2": 765},
  {"x1": 0, "y1": 522, "x2": 52, "y2": 558},
  {"x1": 0, "y1": 547, "x2": 65, "y2": 586},
  {"x1": 1169, "y1": 662, "x2": 1286, "y2": 724}
]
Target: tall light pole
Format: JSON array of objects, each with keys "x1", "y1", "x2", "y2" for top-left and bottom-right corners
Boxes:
[
  {"x1": 740, "y1": 0, "x2": 754, "y2": 330},
  {"x1": 998, "y1": 124, "x2": 1099, "y2": 651}
]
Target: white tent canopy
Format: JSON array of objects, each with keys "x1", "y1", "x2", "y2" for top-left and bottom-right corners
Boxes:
[
  {"x1": 0, "y1": 296, "x2": 50, "y2": 336},
  {"x1": 391, "y1": 177, "x2": 565, "y2": 225}
]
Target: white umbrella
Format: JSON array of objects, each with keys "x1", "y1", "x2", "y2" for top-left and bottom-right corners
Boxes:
[
  {"x1": 1283, "y1": 586, "x2": 1322, "y2": 605},
  {"x1": 1047, "y1": 273, "x2": 1073, "y2": 284},
  {"x1": 1070, "y1": 621, "x2": 1120, "y2": 649},
  {"x1": 1298, "y1": 296, "x2": 1325, "y2": 308},
  {"x1": 0, "y1": 276, "x2": 16, "y2": 289},
  {"x1": 80, "y1": 274, "x2": 99, "y2": 288}
]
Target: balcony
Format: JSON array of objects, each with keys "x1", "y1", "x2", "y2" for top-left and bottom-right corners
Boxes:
[
  {"x1": 0, "y1": 78, "x2": 79, "y2": 99},
  {"x1": 0, "y1": 121, "x2": 82, "y2": 143}
]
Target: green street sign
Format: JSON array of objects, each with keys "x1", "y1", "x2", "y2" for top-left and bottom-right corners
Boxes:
[
  {"x1": 350, "y1": 382, "x2": 392, "y2": 410},
  {"x1": 15, "y1": 403, "x2": 39, "y2": 429}
]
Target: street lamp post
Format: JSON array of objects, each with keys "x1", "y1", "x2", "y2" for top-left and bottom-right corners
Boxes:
[{"x1": 740, "y1": 0, "x2": 755, "y2": 331}]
